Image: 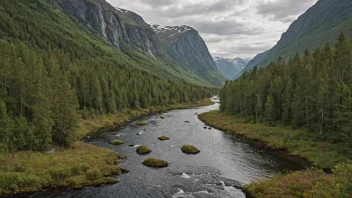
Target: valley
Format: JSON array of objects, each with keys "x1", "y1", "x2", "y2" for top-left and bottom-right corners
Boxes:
[{"x1": 1, "y1": 0, "x2": 352, "y2": 197}]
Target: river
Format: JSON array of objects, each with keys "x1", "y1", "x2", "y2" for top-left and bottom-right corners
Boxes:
[{"x1": 33, "y1": 103, "x2": 303, "y2": 198}]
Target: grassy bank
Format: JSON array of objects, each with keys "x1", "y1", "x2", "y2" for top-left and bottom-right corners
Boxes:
[
  {"x1": 198, "y1": 111, "x2": 348, "y2": 169},
  {"x1": 79, "y1": 98, "x2": 214, "y2": 138},
  {"x1": 0, "y1": 99, "x2": 214, "y2": 196},
  {"x1": 0, "y1": 142, "x2": 121, "y2": 196},
  {"x1": 244, "y1": 162, "x2": 352, "y2": 198},
  {"x1": 199, "y1": 111, "x2": 351, "y2": 197},
  {"x1": 244, "y1": 169, "x2": 332, "y2": 198}
]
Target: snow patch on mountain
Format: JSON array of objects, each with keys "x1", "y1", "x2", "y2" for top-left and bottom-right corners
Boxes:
[
  {"x1": 115, "y1": 7, "x2": 129, "y2": 13},
  {"x1": 149, "y1": 24, "x2": 193, "y2": 33},
  {"x1": 213, "y1": 57, "x2": 252, "y2": 80}
]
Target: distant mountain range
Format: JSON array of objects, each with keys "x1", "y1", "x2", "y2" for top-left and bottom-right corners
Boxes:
[
  {"x1": 214, "y1": 57, "x2": 251, "y2": 80},
  {"x1": 237, "y1": 0, "x2": 352, "y2": 79}
]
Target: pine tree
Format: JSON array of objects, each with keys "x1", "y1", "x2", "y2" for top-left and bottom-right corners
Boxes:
[
  {"x1": 30, "y1": 58, "x2": 54, "y2": 151},
  {"x1": 282, "y1": 78, "x2": 294, "y2": 124},
  {"x1": 333, "y1": 85, "x2": 352, "y2": 149},
  {"x1": 0, "y1": 99, "x2": 12, "y2": 152},
  {"x1": 264, "y1": 95, "x2": 276, "y2": 122},
  {"x1": 52, "y1": 71, "x2": 80, "y2": 147}
]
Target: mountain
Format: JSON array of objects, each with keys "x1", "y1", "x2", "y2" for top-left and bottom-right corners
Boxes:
[
  {"x1": 234, "y1": 50, "x2": 269, "y2": 79},
  {"x1": 48, "y1": 0, "x2": 165, "y2": 57},
  {"x1": 0, "y1": 0, "x2": 217, "y2": 153},
  {"x1": 150, "y1": 24, "x2": 225, "y2": 86},
  {"x1": 214, "y1": 57, "x2": 251, "y2": 80},
  {"x1": 47, "y1": 0, "x2": 224, "y2": 86},
  {"x1": 238, "y1": 0, "x2": 352, "y2": 77}
]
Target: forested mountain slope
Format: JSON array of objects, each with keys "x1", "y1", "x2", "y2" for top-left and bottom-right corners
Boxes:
[
  {"x1": 150, "y1": 24, "x2": 226, "y2": 86},
  {"x1": 0, "y1": 0, "x2": 216, "y2": 152},
  {"x1": 239, "y1": 0, "x2": 352, "y2": 77}
]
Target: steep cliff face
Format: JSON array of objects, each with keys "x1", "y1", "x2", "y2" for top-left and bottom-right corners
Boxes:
[
  {"x1": 239, "y1": 0, "x2": 352, "y2": 76},
  {"x1": 47, "y1": 0, "x2": 224, "y2": 86},
  {"x1": 214, "y1": 57, "x2": 251, "y2": 80},
  {"x1": 151, "y1": 24, "x2": 225, "y2": 86},
  {"x1": 49, "y1": 0, "x2": 165, "y2": 57}
]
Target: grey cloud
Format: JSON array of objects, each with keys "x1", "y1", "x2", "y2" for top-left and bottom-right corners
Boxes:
[
  {"x1": 232, "y1": 43, "x2": 273, "y2": 53},
  {"x1": 187, "y1": 19, "x2": 262, "y2": 36},
  {"x1": 256, "y1": 0, "x2": 317, "y2": 22},
  {"x1": 132, "y1": 0, "x2": 175, "y2": 7},
  {"x1": 160, "y1": 0, "x2": 245, "y2": 17},
  {"x1": 107, "y1": 0, "x2": 317, "y2": 58}
]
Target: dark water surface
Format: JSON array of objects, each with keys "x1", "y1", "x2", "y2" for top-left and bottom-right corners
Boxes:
[{"x1": 34, "y1": 103, "x2": 303, "y2": 198}]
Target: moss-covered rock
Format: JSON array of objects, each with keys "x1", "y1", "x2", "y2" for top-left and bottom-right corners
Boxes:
[
  {"x1": 103, "y1": 166, "x2": 121, "y2": 176},
  {"x1": 110, "y1": 140, "x2": 124, "y2": 145},
  {"x1": 142, "y1": 158, "x2": 168, "y2": 168},
  {"x1": 136, "y1": 121, "x2": 149, "y2": 126},
  {"x1": 118, "y1": 155, "x2": 128, "y2": 160},
  {"x1": 136, "y1": 146, "x2": 152, "y2": 155},
  {"x1": 181, "y1": 145, "x2": 200, "y2": 154},
  {"x1": 158, "y1": 136, "x2": 170, "y2": 141}
]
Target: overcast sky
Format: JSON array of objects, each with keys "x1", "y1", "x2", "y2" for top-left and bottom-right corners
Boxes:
[{"x1": 107, "y1": 0, "x2": 317, "y2": 59}]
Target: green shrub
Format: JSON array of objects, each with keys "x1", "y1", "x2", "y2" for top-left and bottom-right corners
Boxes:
[
  {"x1": 79, "y1": 164, "x2": 90, "y2": 172},
  {"x1": 0, "y1": 172, "x2": 46, "y2": 189},
  {"x1": 49, "y1": 168, "x2": 71, "y2": 180},
  {"x1": 315, "y1": 151, "x2": 347, "y2": 169},
  {"x1": 70, "y1": 165, "x2": 81, "y2": 175},
  {"x1": 14, "y1": 163, "x2": 26, "y2": 172},
  {"x1": 85, "y1": 169, "x2": 102, "y2": 180},
  {"x1": 309, "y1": 161, "x2": 352, "y2": 197}
]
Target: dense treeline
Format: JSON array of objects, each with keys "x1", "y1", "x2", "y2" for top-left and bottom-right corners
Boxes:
[
  {"x1": 0, "y1": 0, "x2": 215, "y2": 152},
  {"x1": 220, "y1": 32, "x2": 352, "y2": 151}
]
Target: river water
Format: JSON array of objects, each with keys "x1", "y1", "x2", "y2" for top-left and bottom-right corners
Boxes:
[{"x1": 34, "y1": 103, "x2": 303, "y2": 198}]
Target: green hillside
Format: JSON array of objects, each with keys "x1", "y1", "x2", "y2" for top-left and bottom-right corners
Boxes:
[
  {"x1": 243, "y1": 0, "x2": 352, "y2": 73},
  {"x1": 0, "y1": 0, "x2": 217, "y2": 152}
]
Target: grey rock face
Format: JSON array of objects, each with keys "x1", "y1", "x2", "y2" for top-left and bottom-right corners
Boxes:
[
  {"x1": 151, "y1": 24, "x2": 225, "y2": 86},
  {"x1": 48, "y1": 0, "x2": 225, "y2": 86},
  {"x1": 49, "y1": 0, "x2": 165, "y2": 57}
]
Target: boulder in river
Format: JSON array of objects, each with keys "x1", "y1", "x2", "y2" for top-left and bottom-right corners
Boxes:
[
  {"x1": 158, "y1": 136, "x2": 170, "y2": 141},
  {"x1": 136, "y1": 146, "x2": 152, "y2": 155},
  {"x1": 204, "y1": 127, "x2": 207, "y2": 129},
  {"x1": 142, "y1": 158, "x2": 168, "y2": 168},
  {"x1": 110, "y1": 140, "x2": 124, "y2": 145},
  {"x1": 184, "y1": 121, "x2": 190, "y2": 123},
  {"x1": 181, "y1": 145, "x2": 200, "y2": 154},
  {"x1": 136, "y1": 121, "x2": 149, "y2": 126}
]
